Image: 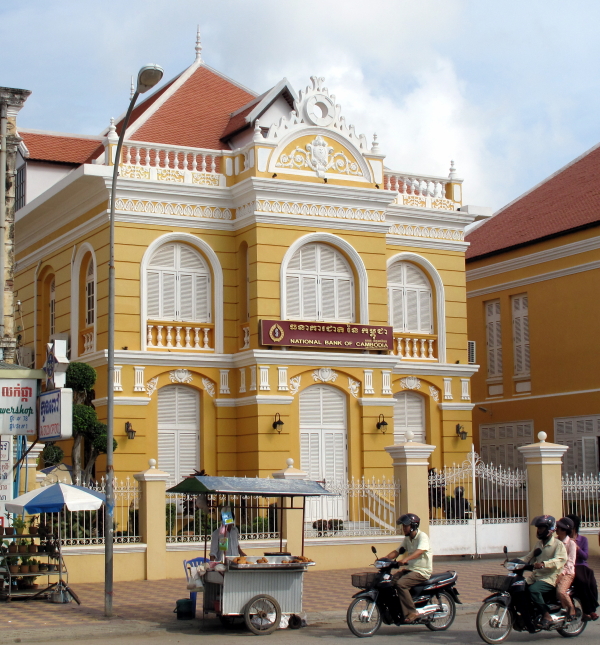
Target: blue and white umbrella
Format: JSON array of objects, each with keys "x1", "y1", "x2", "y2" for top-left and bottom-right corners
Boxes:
[{"x1": 5, "y1": 482, "x2": 105, "y2": 514}]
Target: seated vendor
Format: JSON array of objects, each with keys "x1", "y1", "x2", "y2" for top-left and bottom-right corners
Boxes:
[{"x1": 209, "y1": 524, "x2": 247, "y2": 561}]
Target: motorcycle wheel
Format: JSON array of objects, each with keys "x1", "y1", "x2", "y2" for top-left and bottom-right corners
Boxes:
[
  {"x1": 347, "y1": 597, "x2": 382, "y2": 638},
  {"x1": 476, "y1": 600, "x2": 513, "y2": 644},
  {"x1": 557, "y1": 597, "x2": 587, "y2": 638},
  {"x1": 426, "y1": 591, "x2": 456, "y2": 631}
]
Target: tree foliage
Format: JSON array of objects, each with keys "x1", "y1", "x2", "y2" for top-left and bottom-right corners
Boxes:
[
  {"x1": 65, "y1": 362, "x2": 97, "y2": 393},
  {"x1": 72, "y1": 404, "x2": 99, "y2": 438}
]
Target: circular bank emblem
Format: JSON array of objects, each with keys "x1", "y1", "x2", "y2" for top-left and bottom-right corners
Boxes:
[{"x1": 269, "y1": 323, "x2": 285, "y2": 343}]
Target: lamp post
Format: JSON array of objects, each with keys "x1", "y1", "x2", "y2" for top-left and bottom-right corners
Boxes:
[{"x1": 105, "y1": 64, "x2": 163, "y2": 618}]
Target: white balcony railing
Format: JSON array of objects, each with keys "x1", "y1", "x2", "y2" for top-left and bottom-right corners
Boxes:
[
  {"x1": 146, "y1": 322, "x2": 214, "y2": 351},
  {"x1": 384, "y1": 171, "x2": 459, "y2": 211}
]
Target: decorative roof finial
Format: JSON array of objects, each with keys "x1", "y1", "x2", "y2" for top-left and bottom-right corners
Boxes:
[
  {"x1": 371, "y1": 133, "x2": 380, "y2": 154},
  {"x1": 449, "y1": 160, "x2": 457, "y2": 179},
  {"x1": 195, "y1": 25, "x2": 203, "y2": 62},
  {"x1": 129, "y1": 76, "x2": 135, "y2": 100},
  {"x1": 253, "y1": 119, "x2": 262, "y2": 142}
]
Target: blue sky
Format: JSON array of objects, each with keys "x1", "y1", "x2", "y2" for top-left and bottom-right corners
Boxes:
[{"x1": 3, "y1": 0, "x2": 600, "y2": 210}]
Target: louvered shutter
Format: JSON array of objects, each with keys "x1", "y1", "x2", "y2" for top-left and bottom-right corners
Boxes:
[
  {"x1": 321, "y1": 278, "x2": 336, "y2": 320},
  {"x1": 195, "y1": 275, "x2": 210, "y2": 322},
  {"x1": 286, "y1": 275, "x2": 301, "y2": 318},
  {"x1": 158, "y1": 430, "x2": 177, "y2": 486},
  {"x1": 512, "y1": 295, "x2": 530, "y2": 376},
  {"x1": 388, "y1": 262, "x2": 432, "y2": 333},
  {"x1": 581, "y1": 436, "x2": 598, "y2": 475},
  {"x1": 405, "y1": 290, "x2": 419, "y2": 331},
  {"x1": 147, "y1": 272, "x2": 161, "y2": 319},
  {"x1": 486, "y1": 300, "x2": 502, "y2": 377},
  {"x1": 300, "y1": 432, "x2": 321, "y2": 481},
  {"x1": 393, "y1": 392, "x2": 425, "y2": 443},
  {"x1": 419, "y1": 291, "x2": 432, "y2": 332},
  {"x1": 161, "y1": 272, "x2": 177, "y2": 319},
  {"x1": 319, "y1": 245, "x2": 336, "y2": 273},
  {"x1": 179, "y1": 274, "x2": 194, "y2": 321},
  {"x1": 178, "y1": 431, "x2": 200, "y2": 480},
  {"x1": 336, "y1": 278, "x2": 353, "y2": 321},
  {"x1": 301, "y1": 276, "x2": 318, "y2": 320}
]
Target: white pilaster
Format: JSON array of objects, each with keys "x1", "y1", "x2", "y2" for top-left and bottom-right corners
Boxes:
[
  {"x1": 219, "y1": 369, "x2": 230, "y2": 394},
  {"x1": 249, "y1": 366, "x2": 257, "y2": 391},
  {"x1": 239, "y1": 368, "x2": 246, "y2": 394},
  {"x1": 278, "y1": 366, "x2": 289, "y2": 391},
  {"x1": 363, "y1": 369, "x2": 375, "y2": 395},
  {"x1": 133, "y1": 366, "x2": 145, "y2": 392},
  {"x1": 114, "y1": 365, "x2": 123, "y2": 392},
  {"x1": 443, "y1": 378, "x2": 452, "y2": 400},
  {"x1": 259, "y1": 366, "x2": 270, "y2": 391},
  {"x1": 381, "y1": 370, "x2": 392, "y2": 395},
  {"x1": 461, "y1": 378, "x2": 470, "y2": 400}
]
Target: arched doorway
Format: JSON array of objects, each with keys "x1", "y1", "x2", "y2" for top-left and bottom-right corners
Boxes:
[
  {"x1": 157, "y1": 385, "x2": 200, "y2": 488},
  {"x1": 393, "y1": 391, "x2": 425, "y2": 444}
]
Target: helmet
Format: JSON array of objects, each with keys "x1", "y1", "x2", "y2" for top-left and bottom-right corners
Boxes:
[
  {"x1": 556, "y1": 517, "x2": 574, "y2": 534},
  {"x1": 531, "y1": 515, "x2": 556, "y2": 531},
  {"x1": 397, "y1": 513, "x2": 420, "y2": 530}
]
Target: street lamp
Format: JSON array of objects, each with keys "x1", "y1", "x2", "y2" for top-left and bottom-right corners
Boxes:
[{"x1": 105, "y1": 64, "x2": 163, "y2": 618}]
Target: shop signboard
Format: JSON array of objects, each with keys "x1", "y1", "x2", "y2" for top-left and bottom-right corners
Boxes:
[
  {"x1": 0, "y1": 379, "x2": 37, "y2": 435},
  {"x1": 38, "y1": 388, "x2": 73, "y2": 442},
  {"x1": 260, "y1": 319, "x2": 393, "y2": 351},
  {"x1": 0, "y1": 436, "x2": 12, "y2": 526}
]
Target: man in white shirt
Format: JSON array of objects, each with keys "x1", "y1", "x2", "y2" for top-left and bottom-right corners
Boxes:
[
  {"x1": 209, "y1": 524, "x2": 246, "y2": 561},
  {"x1": 385, "y1": 513, "x2": 432, "y2": 623}
]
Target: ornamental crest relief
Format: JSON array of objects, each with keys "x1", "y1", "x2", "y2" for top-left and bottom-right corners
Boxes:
[
  {"x1": 276, "y1": 135, "x2": 363, "y2": 179},
  {"x1": 306, "y1": 136, "x2": 334, "y2": 178}
]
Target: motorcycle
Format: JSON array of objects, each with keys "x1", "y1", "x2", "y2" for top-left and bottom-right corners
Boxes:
[
  {"x1": 346, "y1": 546, "x2": 461, "y2": 637},
  {"x1": 476, "y1": 546, "x2": 587, "y2": 643}
]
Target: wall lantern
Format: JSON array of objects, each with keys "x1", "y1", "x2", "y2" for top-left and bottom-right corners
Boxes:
[
  {"x1": 125, "y1": 422, "x2": 136, "y2": 440},
  {"x1": 272, "y1": 413, "x2": 284, "y2": 433},
  {"x1": 456, "y1": 424, "x2": 467, "y2": 441},
  {"x1": 376, "y1": 414, "x2": 388, "y2": 433}
]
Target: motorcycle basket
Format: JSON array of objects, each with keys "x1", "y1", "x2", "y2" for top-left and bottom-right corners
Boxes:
[
  {"x1": 352, "y1": 571, "x2": 378, "y2": 589},
  {"x1": 481, "y1": 575, "x2": 514, "y2": 592}
]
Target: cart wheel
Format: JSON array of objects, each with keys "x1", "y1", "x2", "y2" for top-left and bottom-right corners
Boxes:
[{"x1": 244, "y1": 594, "x2": 282, "y2": 635}]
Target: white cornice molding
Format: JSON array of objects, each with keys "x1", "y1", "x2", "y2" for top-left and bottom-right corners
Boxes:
[
  {"x1": 437, "y1": 402, "x2": 475, "y2": 411},
  {"x1": 116, "y1": 211, "x2": 233, "y2": 231},
  {"x1": 467, "y1": 260, "x2": 600, "y2": 299},
  {"x1": 386, "y1": 235, "x2": 468, "y2": 252},
  {"x1": 466, "y1": 235, "x2": 600, "y2": 282},
  {"x1": 213, "y1": 395, "x2": 295, "y2": 407},
  {"x1": 358, "y1": 397, "x2": 395, "y2": 406},
  {"x1": 517, "y1": 441, "x2": 568, "y2": 465},
  {"x1": 386, "y1": 203, "x2": 475, "y2": 227},
  {"x1": 235, "y1": 213, "x2": 390, "y2": 234},
  {"x1": 92, "y1": 396, "x2": 152, "y2": 406},
  {"x1": 16, "y1": 211, "x2": 107, "y2": 273}
]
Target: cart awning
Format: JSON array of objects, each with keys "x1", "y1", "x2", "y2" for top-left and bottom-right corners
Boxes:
[{"x1": 166, "y1": 475, "x2": 333, "y2": 497}]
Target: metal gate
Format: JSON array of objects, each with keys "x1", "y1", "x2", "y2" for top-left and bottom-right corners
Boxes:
[{"x1": 428, "y1": 446, "x2": 529, "y2": 556}]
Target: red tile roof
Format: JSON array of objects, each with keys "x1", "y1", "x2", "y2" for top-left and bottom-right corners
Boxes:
[
  {"x1": 20, "y1": 131, "x2": 102, "y2": 165},
  {"x1": 221, "y1": 104, "x2": 256, "y2": 141},
  {"x1": 129, "y1": 65, "x2": 256, "y2": 150},
  {"x1": 466, "y1": 143, "x2": 600, "y2": 260}
]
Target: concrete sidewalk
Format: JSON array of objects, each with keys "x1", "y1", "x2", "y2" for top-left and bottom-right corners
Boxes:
[{"x1": 1, "y1": 555, "x2": 598, "y2": 643}]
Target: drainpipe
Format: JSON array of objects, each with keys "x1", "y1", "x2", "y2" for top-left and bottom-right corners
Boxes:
[{"x1": 0, "y1": 101, "x2": 7, "y2": 339}]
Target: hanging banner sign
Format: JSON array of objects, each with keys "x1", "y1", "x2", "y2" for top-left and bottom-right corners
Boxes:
[
  {"x1": 38, "y1": 388, "x2": 73, "y2": 442},
  {"x1": 260, "y1": 320, "x2": 393, "y2": 351},
  {"x1": 0, "y1": 436, "x2": 12, "y2": 526},
  {"x1": 0, "y1": 379, "x2": 37, "y2": 435}
]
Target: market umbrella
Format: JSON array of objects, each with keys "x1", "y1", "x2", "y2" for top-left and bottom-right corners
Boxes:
[{"x1": 5, "y1": 483, "x2": 105, "y2": 514}]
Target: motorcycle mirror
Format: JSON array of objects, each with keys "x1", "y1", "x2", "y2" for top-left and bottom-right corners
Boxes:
[
  {"x1": 503, "y1": 546, "x2": 508, "y2": 554},
  {"x1": 398, "y1": 547, "x2": 406, "y2": 555},
  {"x1": 371, "y1": 546, "x2": 377, "y2": 555}
]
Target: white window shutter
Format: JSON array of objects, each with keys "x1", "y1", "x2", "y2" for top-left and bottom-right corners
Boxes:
[
  {"x1": 286, "y1": 275, "x2": 301, "y2": 318},
  {"x1": 336, "y1": 278, "x2": 353, "y2": 321},
  {"x1": 161, "y1": 272, "x2": 177, "y2": 319},
  {"x1": 388, "y1": 262, "x2": 433, "y2": 334},
  {"x1": 195, "y1": 275, "x2": 210, "y2": 322},
  {"x1": 147, "y1": 271, "x2": 161, "y2": 319},
  {"x1": 390, "y1": 287, "x2": 404, "y2": 330},
  {"x1": 393, "y1": 391, "x2": 425, "y2": 443},
  {"x1": 178, "y1": 431, "x2": 200, "y2": 480},
  {"x1": 301, "y1": 276, "x2": 318, "y2": 320},
  {"x1": 486, "y1": 299, "x2": 502, "y2": 378},
  {"x1": 581, "y1": 436, "x2": 598, "y2": 475},
  {"x1": 320, "y1": 278, "x2": 336, "y2": 320},
  {"x1": 158, "y1": 430, "x2": 177, "y2": 487},
  {"x1": 179, "y1": 273, "x2": 194, "y2": 321},
  {"x1": 419, "y1": 291, "x2": 432, "y2": 332},
  {"x1": 512, "y1": 295, "x2": 530, "y2": 376},
  {"x1": 405, "y1": 289, "x2": 419, "y2": 331}
]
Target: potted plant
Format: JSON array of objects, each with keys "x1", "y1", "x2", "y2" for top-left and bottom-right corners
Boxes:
[
  {"x1": 29, "y1": 559, "x2": 39, "y2": 573},
  {"x1": 12, "y1": 517, "x2": 26, "y2": 535},
  {"x1": 28, "y1": 516, "x2": 39, "y2": 535},
  {"x1": 39, "y1": 561, "x2": 48, "y2": 572},
  {"x1": 28, "y1": 541, "x2": 38, "y2": 554},
  {"x1": 17, "y1": 540, "x2": 28, "y2": 554},
  {"x1": 47, "y1": 562, "x2": 56, "y2": 572},
  {"x1": 20, "y1": 562, "x2": 30, "y2": 574},
  {"x1": 8, "y1": 542, "x2": 17, "y2": 554},
  {"x1": 7, "y1": 556, "x2": 19, "y2": 574},
  {"x1": 3, "y1": 515, "x2": 15, "y2": 536}
]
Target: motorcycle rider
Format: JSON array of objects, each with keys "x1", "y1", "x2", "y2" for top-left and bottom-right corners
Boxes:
[
  {"x1": 384, "y1": 513, "x2": 432, "y2": 624},
  {"x1": 515, "y1": 515, "x2": 567, "y2": 630}
]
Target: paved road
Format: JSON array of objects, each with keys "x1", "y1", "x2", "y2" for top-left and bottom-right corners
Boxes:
[{"x1": 19, "y1": 613, "x2": 600, "y2": 644}]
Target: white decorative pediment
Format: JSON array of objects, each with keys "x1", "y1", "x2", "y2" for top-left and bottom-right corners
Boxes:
[
  {"x1": 264, "y1": 76, "x2": 369, "y2": 152},
  {"x1": 312, "y1": 368, "x2": 338, "y2": 383},
  {"x1": 276, "y1": 135, "x2": 363, "y2": 179},
  {"x1": 400, "y1": 376, "x2": 421, "y2": 390},
  {"x1": 170, "y1": 369, "x2": 193, "y2": 384}
]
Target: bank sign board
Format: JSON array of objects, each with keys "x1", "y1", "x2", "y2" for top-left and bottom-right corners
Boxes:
[
  {"x1": 0, "y1": 379, "x2": 37, "y2": 435},
  {"x1": 260, "y1": 320, "x2": 394, "y2": 351},
  {"x1": 38, "y1": 388, "x2": 73, "y2": 442}
]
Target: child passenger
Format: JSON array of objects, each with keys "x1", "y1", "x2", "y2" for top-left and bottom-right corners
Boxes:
[{"x1": 555, "y1": 517, "x2": 577, "y2": 621}]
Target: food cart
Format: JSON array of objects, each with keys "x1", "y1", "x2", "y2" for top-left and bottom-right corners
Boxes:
[{"x1": 167, "y1": 475, "x2": 332, "y2": 635}]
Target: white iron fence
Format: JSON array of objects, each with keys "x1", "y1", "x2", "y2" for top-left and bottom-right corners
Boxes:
[
  {"x1": 36, "y1": 478, "x2": 140, "y2": 545},
  {"x1": 562, "y1": 473, "x2": 600, "y2": 528},
  {"x1": 304, "y1": 477, "x2": 401, "y2": 539},
  {"x1": 166, "y1": 493, "x2": 280, "y2": 543},
  {"x1": 429, "y1": 447, "x2": 529, "y2": 555}
]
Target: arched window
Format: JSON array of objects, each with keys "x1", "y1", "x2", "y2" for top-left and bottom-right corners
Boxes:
[
  {"x1": 49, "y1": 280, "x2": 56, "y2": 337},
  {"x1": 286, "y1": 243, "x2": 353, "y2": 321},
  {"x1": 388, "y1": 262, "x2": 433, "y2": 333},
  {"x1": 86, "y1": 259, "x2": 95, "y2": 326},
  {"x1": 393, "y1": 391, "x2": 425, "y2": 444},
  {"x1": 147, "y1": 244, "x2": 211, "y2": 322},
  {"x1": 157, "y1": 385, "x2": 200, "y2": 488}
]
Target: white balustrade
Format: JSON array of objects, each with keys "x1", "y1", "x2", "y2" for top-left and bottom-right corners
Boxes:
[
  {"x1": 394, "y1": 336, "x2": 436, "y2": 360},
  {"x1": 384, "y1": 170, "x2": 459, "y2": 211},
  {"x1": 147, "y1": 323, "x2": 213, "y2": 351},
  {"x1": 82, "y1": 331, "x2": 94, "y2": 355}
]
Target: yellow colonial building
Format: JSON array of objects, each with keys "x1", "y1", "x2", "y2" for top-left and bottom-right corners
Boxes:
[
  {"x1": 467, "y1": 143, "x2": 600, "y2": 475},
  {"x1": 14, "y1": 39, "x2": 480, "y2": 485}
]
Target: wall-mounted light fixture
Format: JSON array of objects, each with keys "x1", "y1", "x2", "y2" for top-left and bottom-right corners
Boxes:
[
  {"x1": 376, "y1": 414, "x2": 388, "y2": 433},
  {"x1": 272, "y1": 413, "x2": 284, "y2": 433},
  {"x1": 455, "y1": 424, "x2": 467, "y2": 441},
  {"x1": 125, "y1": 422, "x2": 136, "y2": 440}
]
